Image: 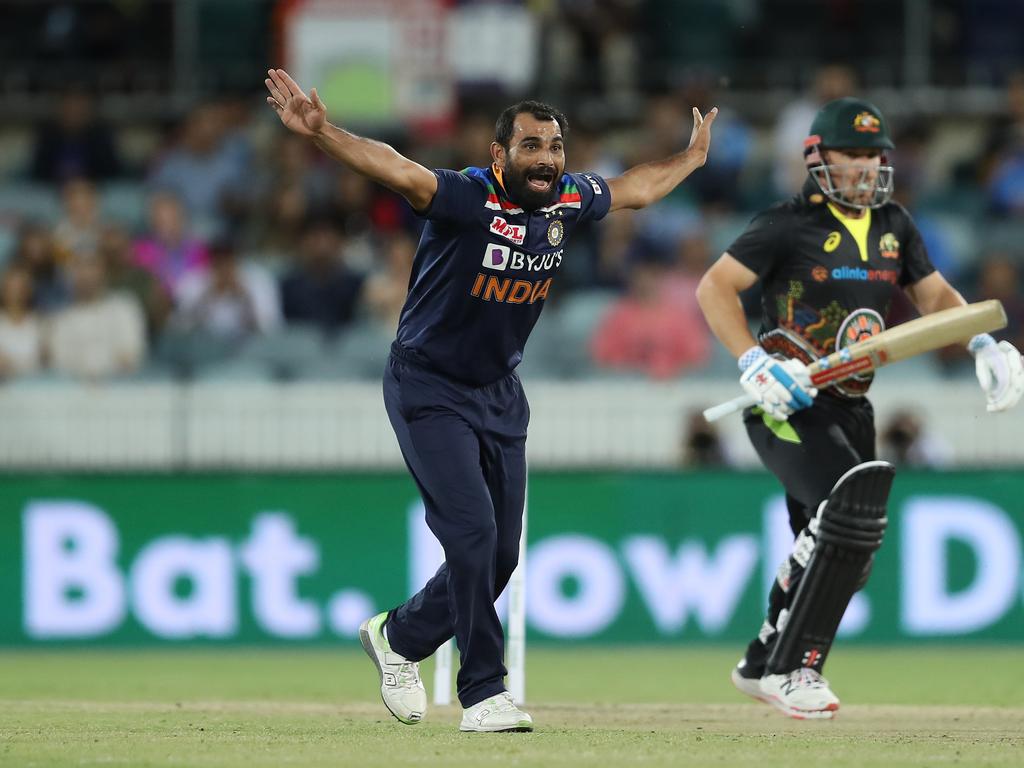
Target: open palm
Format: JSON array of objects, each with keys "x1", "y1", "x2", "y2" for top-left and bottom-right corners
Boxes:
[
  {"x1": 265, "y1": 68, "x2": 326, "y2": 137},
  {"x1": 688, "y1": 106, "x2": 718, "y2": 165}
]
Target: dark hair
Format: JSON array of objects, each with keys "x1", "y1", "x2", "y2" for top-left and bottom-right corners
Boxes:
[{"x1": 494, "y1": 100, "x2": 568, "y2": 149}]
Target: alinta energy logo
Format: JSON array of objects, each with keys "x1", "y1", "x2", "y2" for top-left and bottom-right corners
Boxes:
[{"x1": 830, "y1": 265, "x2": 898, "y2": 284}]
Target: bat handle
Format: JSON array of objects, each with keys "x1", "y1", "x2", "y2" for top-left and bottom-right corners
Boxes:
[{"x1": 703, "y1": 394, "x2": 757, "y2": 423}]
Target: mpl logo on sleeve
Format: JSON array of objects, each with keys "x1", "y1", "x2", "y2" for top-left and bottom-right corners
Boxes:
[{"x1": 489, "y1": 216, "x2": 526, "y2": 245}]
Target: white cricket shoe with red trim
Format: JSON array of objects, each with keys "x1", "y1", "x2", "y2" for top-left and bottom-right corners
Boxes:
[{"x1": 757, "y1": 667, "x2": 840, "y2": 720}]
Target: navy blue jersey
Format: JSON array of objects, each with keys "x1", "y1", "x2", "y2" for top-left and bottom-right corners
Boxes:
[{"x1": 395, "y1": 165, "x2": 611, "y2": 385}]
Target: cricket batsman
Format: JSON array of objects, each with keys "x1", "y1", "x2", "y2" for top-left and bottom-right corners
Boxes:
[
  {"x1": 265, "y1": 68, "x2": 716, "y2": 731},
  {"x1": 696, "y1": 97, "x2": 1024, "y2": 718}
]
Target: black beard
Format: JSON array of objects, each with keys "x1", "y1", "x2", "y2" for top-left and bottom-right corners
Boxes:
[{"x1": 503, "y1": 166, "x2": 557, "y2": 211}]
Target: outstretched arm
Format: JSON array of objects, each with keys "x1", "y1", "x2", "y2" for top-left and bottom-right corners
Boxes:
[
  {"x1": 265, "y1": 68, "x2": 438, "y2": 212},
  {"x1": 606, "y1": 107, "x2": 718, "y2": 212}
]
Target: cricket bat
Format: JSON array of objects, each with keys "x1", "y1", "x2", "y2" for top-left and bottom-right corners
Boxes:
[{"x1": 702, "y1": 300, "x2": 1007, "y2": 422}]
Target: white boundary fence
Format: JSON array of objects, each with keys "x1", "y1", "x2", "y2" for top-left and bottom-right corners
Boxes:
[{"x1": 0, "y1": 378, "x2": 1019, "y2": 469}]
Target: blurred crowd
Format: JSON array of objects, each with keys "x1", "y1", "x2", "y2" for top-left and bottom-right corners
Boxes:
[{"x1": 2, "y1": 58, "x2": 1024, "y2": 382}]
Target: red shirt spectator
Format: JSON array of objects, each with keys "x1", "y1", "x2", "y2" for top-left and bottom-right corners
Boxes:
[{"x1": 591, "y1": 260, "x2": 710, "y2": 379}]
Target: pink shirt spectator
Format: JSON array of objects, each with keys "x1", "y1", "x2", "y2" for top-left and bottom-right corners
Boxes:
[
  {"x1": 591, "y1": 262, "x2": 710, "y2": 379},
  {"x1": 133, "y1": 237, "x2": 208, "y2": 294}
]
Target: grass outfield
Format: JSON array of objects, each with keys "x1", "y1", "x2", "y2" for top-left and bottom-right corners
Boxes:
[{"x1": 1, "y1": 647, "x2": 1021, "y2": 767}]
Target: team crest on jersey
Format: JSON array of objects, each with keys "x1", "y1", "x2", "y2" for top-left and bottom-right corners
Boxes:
[
  {"x1": 823, "y1": 231, "x2": 842, "y2": 253},
  {"x1": 547, "y1": 219, "x2": 565, "y2": 246},
  {"x1": 489, "y1": 216, "x2": 526, "y2": 245},
  {"x1": 853, "y1": 112, "x2": 881, "y2": 133},
  {"x1": 879, "y1": 232, "x2": 900, "y2": 259}
]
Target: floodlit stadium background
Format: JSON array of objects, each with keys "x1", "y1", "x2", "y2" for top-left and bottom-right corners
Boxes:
[{"x1": 1, "y1": 0, "x2": 1023, "y2": 653}]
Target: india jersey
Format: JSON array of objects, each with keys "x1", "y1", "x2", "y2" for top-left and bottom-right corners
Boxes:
[{"x1": 395, "y1": 165, "x2": 611, "y2": 385}]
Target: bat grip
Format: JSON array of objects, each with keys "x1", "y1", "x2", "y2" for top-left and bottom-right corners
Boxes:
[{"x1": 703, "y1": 394, "x2": 757, "y2": 423}]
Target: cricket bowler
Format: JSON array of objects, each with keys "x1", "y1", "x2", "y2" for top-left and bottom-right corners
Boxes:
[
  {"x1": 265, "y1": 67, "x2": 716, "y2": 731},
  {"x1": 696, "y1": 97, "x2": 1024, "y2": 718}
]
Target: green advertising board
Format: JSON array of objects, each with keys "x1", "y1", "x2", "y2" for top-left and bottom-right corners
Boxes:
[{"x1": 1, "y1": 472, "x2": 1022, "y2": 646}]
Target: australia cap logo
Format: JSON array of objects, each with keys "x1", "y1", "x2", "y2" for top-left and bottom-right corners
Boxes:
[{"x1": 853, "y1": 111, "x2": 881, "y2": 133}]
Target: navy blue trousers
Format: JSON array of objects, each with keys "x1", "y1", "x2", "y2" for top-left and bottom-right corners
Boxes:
[{"x1": 382, "y1": 350, "x2": 528, "y2": 708}]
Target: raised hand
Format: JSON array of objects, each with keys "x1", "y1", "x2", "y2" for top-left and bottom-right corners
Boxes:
[
  {"x1": 265, "y1": 68, "x2": 326, "y2": 137},
  {"x1": 687, "y1": 106, "x2": 718, "y2": 166}
]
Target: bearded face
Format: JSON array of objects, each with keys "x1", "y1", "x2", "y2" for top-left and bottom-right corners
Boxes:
[{"x1": 493, "y1": 113, "x2": 565, "y2": 211}]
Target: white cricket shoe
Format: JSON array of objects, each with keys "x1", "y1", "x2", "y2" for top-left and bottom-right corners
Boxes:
[
  {"x1": 758, "y1": 667, "x2": 840, "y2": 720},
  {"x1": 460, "y1": 692, "x2": 534, "y2": 732},
  {"x1": 359, "y1": 612, "x2": 426, "y2": 725},
  {"x1": 730, "y1": 662, "x2": 765, "y2": 701}
]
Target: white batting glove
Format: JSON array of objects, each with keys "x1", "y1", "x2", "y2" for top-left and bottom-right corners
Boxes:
[
  {"x1": 738, "y1": 346, "x2": 818, "y2": 421},
  {"x1": 969, "y1": 334, "x2": 1024, "y2": 413}
]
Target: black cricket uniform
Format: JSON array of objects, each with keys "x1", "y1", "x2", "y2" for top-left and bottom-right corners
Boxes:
[
  {"x1": 384, "y1": 165, "x2": 610, "y2": 706},
  {"x1": 727, "y1": 180, "x2": 934, "y2": 675}
]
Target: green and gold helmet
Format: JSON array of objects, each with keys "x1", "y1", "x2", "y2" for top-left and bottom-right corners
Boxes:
[{"x1": 804, "y1": 97, "x2": 895, "y2": 209}]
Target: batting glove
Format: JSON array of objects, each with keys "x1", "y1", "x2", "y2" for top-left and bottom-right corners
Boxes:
[
  {"x1": 739, "y1": 346, "x2": 818, "y2": 421},
  {"x1": 969, "y1": 333, "x2": 1024, "y2": 413}
]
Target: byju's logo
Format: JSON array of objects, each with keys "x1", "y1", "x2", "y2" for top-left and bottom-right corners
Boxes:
[{"x1": 483, "y1": 244, "x2": 511, "y2": 271}]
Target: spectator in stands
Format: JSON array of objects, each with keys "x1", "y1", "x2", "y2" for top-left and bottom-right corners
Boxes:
[
  {"x1": 280, "y1": 219, "x2": 364, "y2": 335},
  {"x1": 680, "y1": 409, "x2": 735, "y2": 468},
  {"x1": 325, "y1": 168, "x2": 413, "y2": 272},
  {"x1": 49, "y1": 254, "x2": 146, "y2": 380},
  {"x1": 174, "y1": 238, "x2": 281, "y2": 344},
  {"x1": 11, "y1": 222, "x2": 69, "y2": 312},
  {"x1": 661, "y1": 230, "x2": 713, "y2": 309},
  {"x1": 363, "y1": 232, "x2": 415, "y2": 333},
  {"x1": 773, "y1": 65, "x2": 858, "y2": 195},
  {"x1": 975, "y1": 254, "x2": 1024, "y2": 352},
  {"x1": 29, "y1": 88, "x2": 121, "y2": 183},
  {"x1": 879, "y1": 409, "x2": 953, "y2": 468},
  {"x1": 590, "y1": 246, "x2": 711, "y2": 379},
  {"x1": 133, "y1": 192, "x2": 208, "y2": 296},
  {"x1": 0, "y1": 264, "x2": 44, "y2": 380},
  {"x1": 985, "y1": 72, "x2": 1024, "y2": 215},
  {"x1": 148, "y1": 103, "x2": 250, "y2": 236},
  {"x1": 678, "y1": 77, "x2": 752, "y2": 212},
  {"x1": 54, "y1": 177, "x2": 103, "y2": 261},
  {"x1": 253, "y1": 133, "x2": 333, "y2": 256},
  {"x1": 256, "y1": 182, "x2": 313, "y2": 260},
  {"x1": 99, "y1": 225, "x2": 171, "y2": 337}
]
